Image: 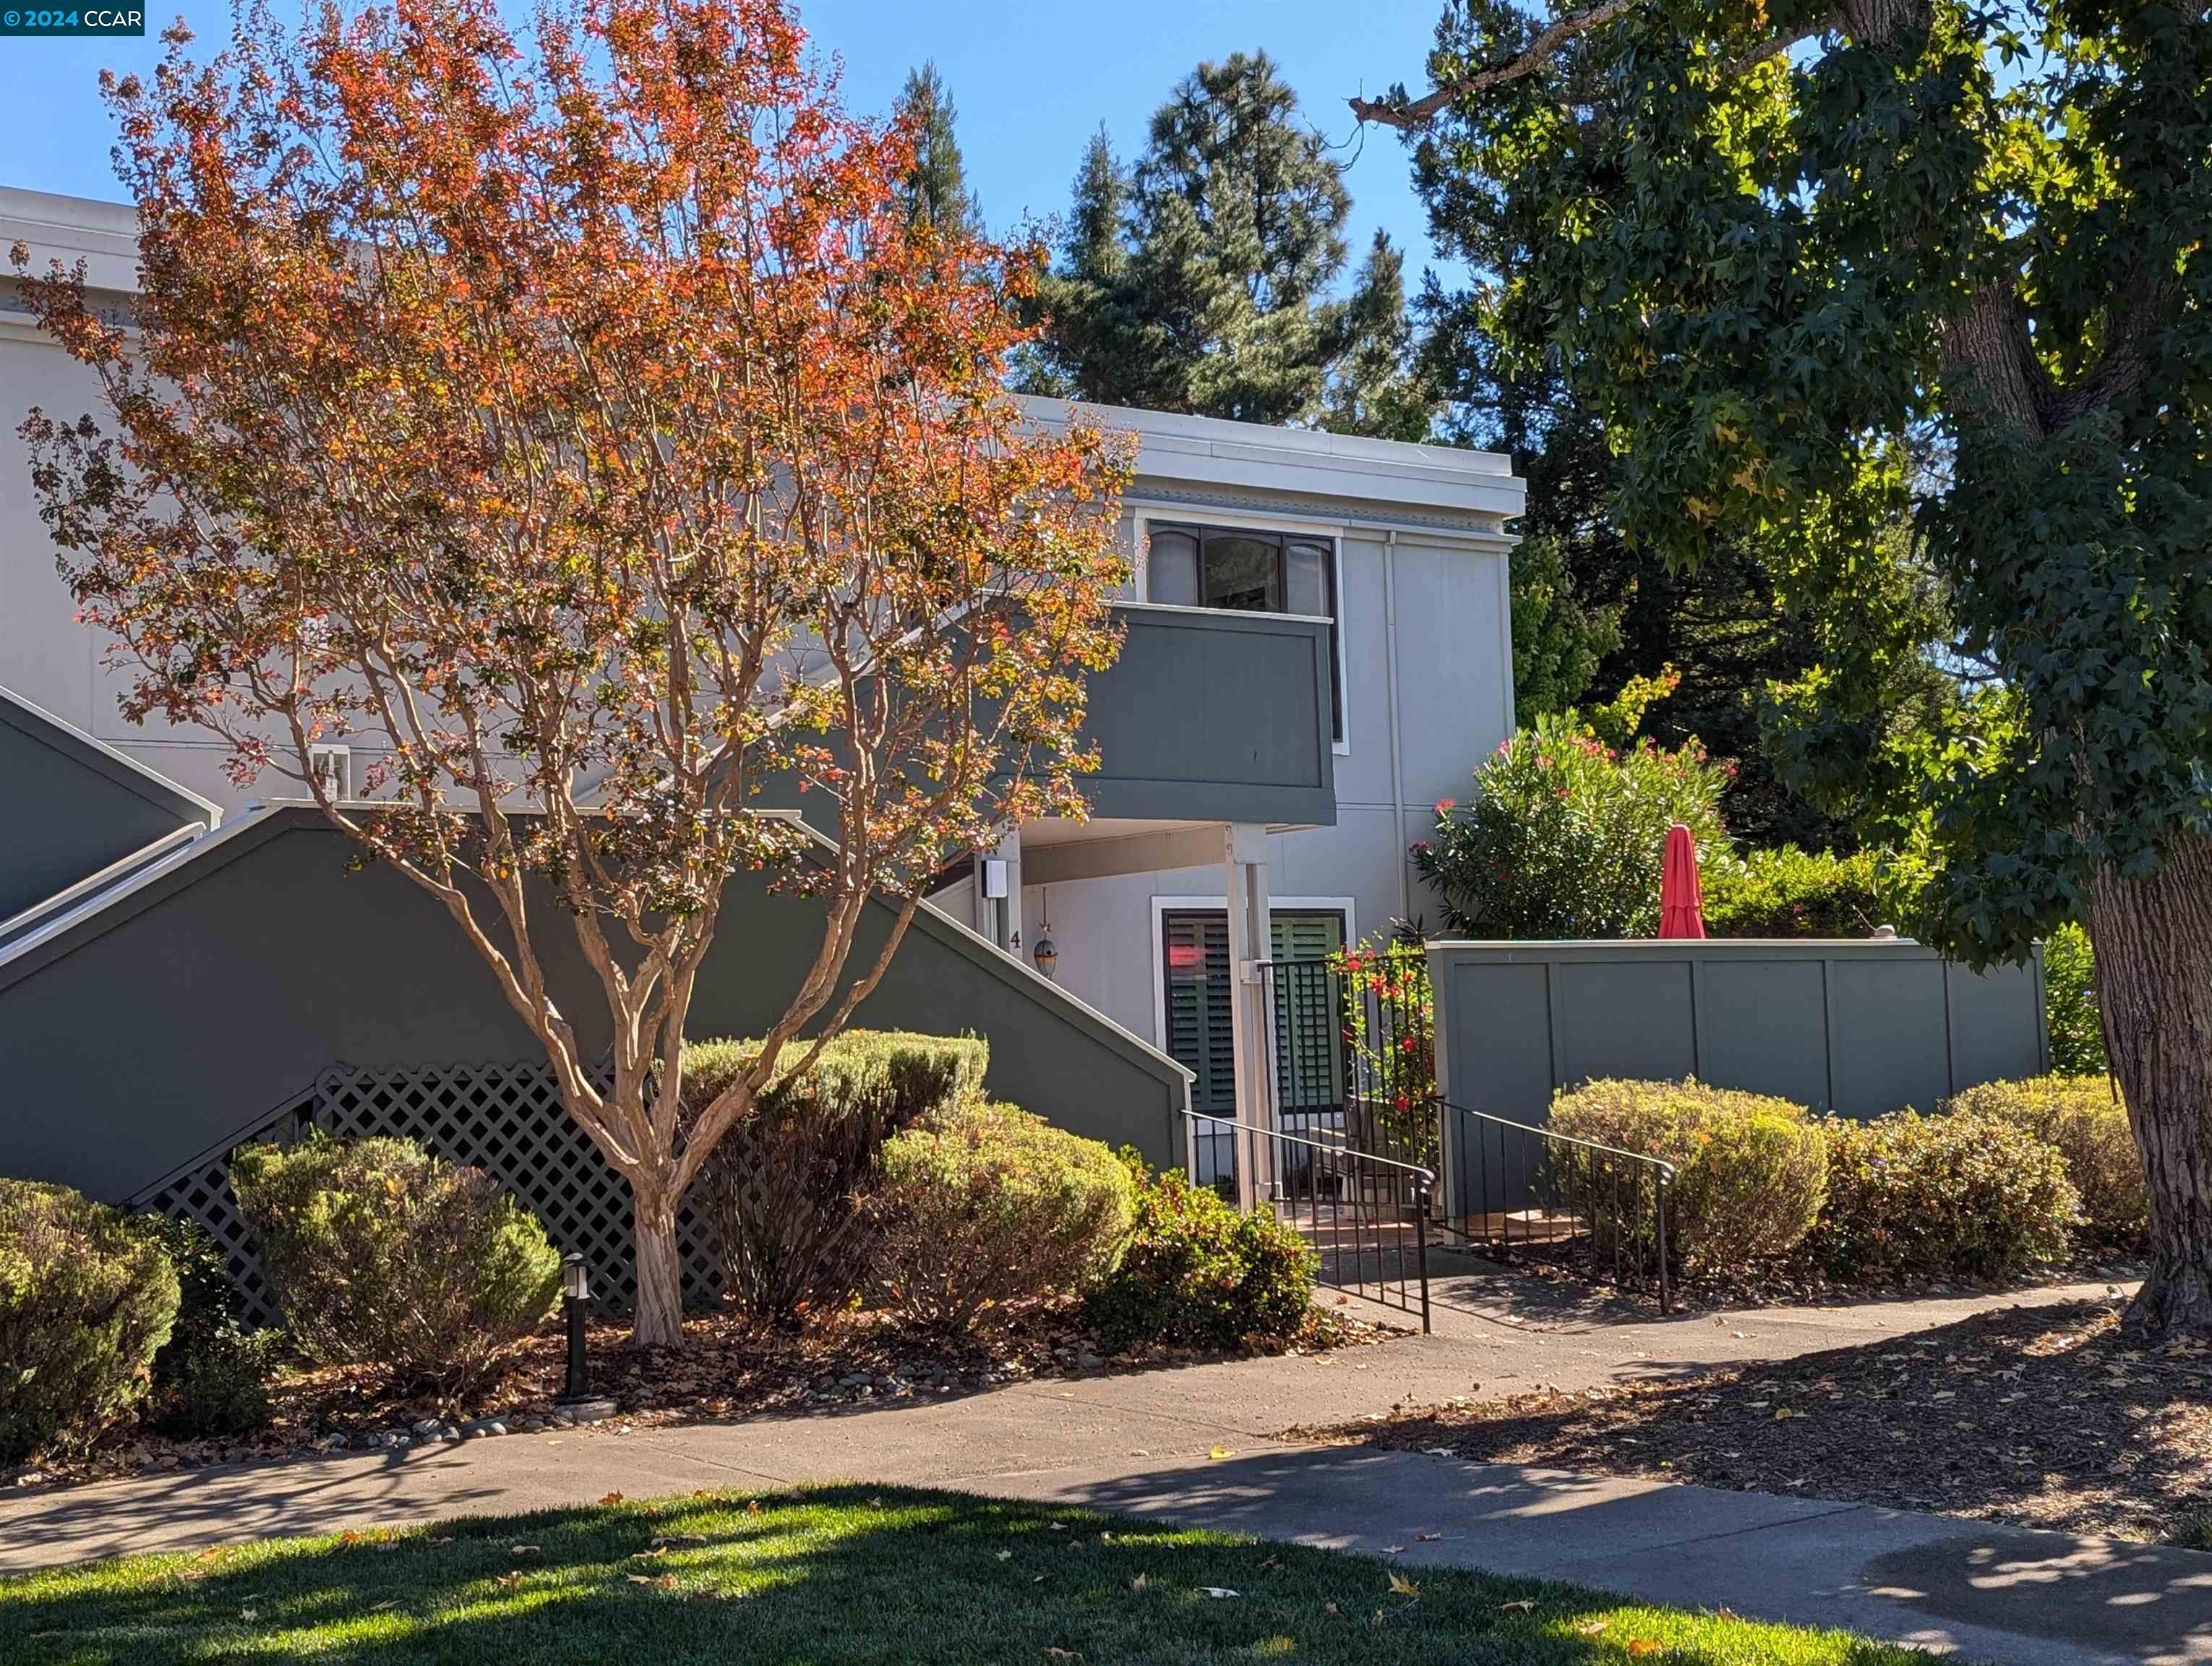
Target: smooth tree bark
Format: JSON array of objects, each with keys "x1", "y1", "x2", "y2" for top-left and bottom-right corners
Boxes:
[{"x1": 14, "y1": 0, "x2": 1131, "y2": 1350}]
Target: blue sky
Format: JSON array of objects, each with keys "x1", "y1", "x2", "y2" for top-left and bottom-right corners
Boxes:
[{"x1": 0, "y1": 1, "x2": 1452, "y2": 278}]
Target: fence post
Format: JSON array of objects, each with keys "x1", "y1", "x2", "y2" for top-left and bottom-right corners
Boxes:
[
  {"x1": 1655, "y1": 1166, "x2": 1671, "y2": 1315},
  {"x1": 1414, "y1": 1176, "x2": 1431, "y2": 1334}
]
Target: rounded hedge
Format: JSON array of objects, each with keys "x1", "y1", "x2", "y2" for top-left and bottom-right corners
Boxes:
[
  {"x1": 1806, "y1": 1110, "x2": 2078, "y2": 1282},
  {"x1": 1943, "y1": 1075, "x2": 2144, "y2": 1244},
  {"x1": 0, "y1": 1180, "x2": 179, "y2": 1464},
  {"x1": 232, "y1": 1135, "x2": 561, "y2": 1393},
  {"x1": 1548, "y1": 1078, "x2": 1828, "y2": 1274},
  {"x1": 1085, "y1": 1156, "x2": 1317, "y2": 1349},
  {"x1": 870, "y1": 1101, "x2": 1134, "y2": 1332}
]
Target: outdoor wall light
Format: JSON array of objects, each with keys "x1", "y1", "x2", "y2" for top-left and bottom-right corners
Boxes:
[
  {"x1": 1032, "y1": 887, "x2": 1058, "y2": 980},
  {"x1": 554, "y1": 1253, "x2": 617, "y2": 1422}
]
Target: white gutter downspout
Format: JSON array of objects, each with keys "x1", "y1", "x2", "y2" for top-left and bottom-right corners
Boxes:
[{"x1": 1382, "y1": 527, "x2": 1410, "y2": 926}]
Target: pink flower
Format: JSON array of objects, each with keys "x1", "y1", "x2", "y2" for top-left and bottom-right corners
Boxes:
[{"x1": 1434, "y1": 798, "x2": 1458, "y2": 814}]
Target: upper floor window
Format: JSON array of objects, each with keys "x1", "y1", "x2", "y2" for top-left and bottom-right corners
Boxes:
[{"x1": 1146, "y1": 522, "x2": 1342, "y2": 743}]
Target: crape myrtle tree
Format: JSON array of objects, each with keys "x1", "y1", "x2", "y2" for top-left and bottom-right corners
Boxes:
[
  {"x1": 14, "y1": 0, "x2": 1132, "y2": 1349},
  {"x1": 1355, "y1": 1, "x2": 2212, "y2": 1333}
]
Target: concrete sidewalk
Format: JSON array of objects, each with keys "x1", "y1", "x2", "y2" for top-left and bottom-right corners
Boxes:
[{"x1": 0, "y1": 1276, "x2": 2182, "y2": 1663}]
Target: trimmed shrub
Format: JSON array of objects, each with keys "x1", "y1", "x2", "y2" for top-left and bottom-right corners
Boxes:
[
  {"x1": 686, "y1": 1031, "x2": 991, "y2": 1320},
  {"x1": 232, "y1": 1135, "x2": 561, "y2": 1393},
  {"x1": 2044, "y1": 923, "x2": 2107, "y2": 1075},
  {"x1": 1702, "y1": 845, "x2": 1938, "y2": 941},
  {"x1": 1945, "y1": 1075, "x2": 2145, "y2": 1244},
  {"x1": 1086, "y1": 1155, "x2": 1317, "y2": 1349},
  {"x1": 0, "y1": 1181, "x2": 179, "y2": 1464},
  {"x1": 143, "y1": 1216, "x2": 280, "y2": 1438},
  {"x1": 870, "y1": 1102, "x2": 1135, "y2": 1332},
  {"x1": 1548, "y1": 1078, "x2": 1828, "y2": 1275},
  {"x1": 1806, "y1": 1111, "x2": 2078, "y2": 1281}
]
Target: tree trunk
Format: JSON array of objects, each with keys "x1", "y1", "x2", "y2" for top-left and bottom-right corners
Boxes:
[
  {"x1": 2087, "y1": 833, "x2": 2212, "y2": 1338},
  {"x1": 630, "y1": 1184, "x2": 687, "y2": 1350}
]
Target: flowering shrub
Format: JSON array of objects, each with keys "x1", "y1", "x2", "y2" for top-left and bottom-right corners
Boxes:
[
  {"x1": 1330, "y1": 935, "x2": 1435, "y2": 1161},
  {"x1": 1412, "y1": 673, "x2": 1729, "y2": 939}
]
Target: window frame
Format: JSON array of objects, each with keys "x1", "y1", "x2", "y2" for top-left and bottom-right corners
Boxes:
[{"x1": 1133, "y1": 511, "x2": 1350, "y2": 753}]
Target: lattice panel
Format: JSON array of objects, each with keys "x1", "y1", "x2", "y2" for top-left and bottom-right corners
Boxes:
[
  {"x1": 137, "y1": 1099, "x2": 312, "y2": 1330},
  {"x1": 312, "y1": 1061, "x2": 724, "y2": 1310},
  {"x1": 134, "y1": 1061, "x2": 722, "y2": 1323}
]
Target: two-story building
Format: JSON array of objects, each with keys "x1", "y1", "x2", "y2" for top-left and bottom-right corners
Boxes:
[{"x1": 0, "y1": 184, "x2": 1522, "y2": 1288}]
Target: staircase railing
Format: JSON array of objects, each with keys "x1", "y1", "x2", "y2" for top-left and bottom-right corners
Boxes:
[
  {"x1": 1180, "y1": 1108, "x2": 1431, "y2": 1333},
  {"x1": 1432, "y1": 1098, "x2": 1675, "y2": 1312}
]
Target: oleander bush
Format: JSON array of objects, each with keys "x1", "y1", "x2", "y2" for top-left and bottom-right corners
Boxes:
[
  {"x1": 686, "y1": 1030, "x2": 990, "y2": 1321},
  {"x1": 1548, "y1": 1078, "x2": 1828, "y2": 1275},
  {"x1": 143, "y1": 1215, "x2": 280, "y2": 1438},
  {"x1": 1085, "y1": 1154, "x2": 1317, "y2": 1349},
  {"x1": 231, "y1": 1135, "x2": 561, "y2": 1393},
  {"x1": 870, "y1": 1101, "x2": 1135, "y2": 1332},
  {"x1": 1944, "y1": 1075, "x2": 2145, "y2": 1244},
  {"x1": 1806, "y1": 1110, "x2": 2078, "y2": 1281},
  {"x1": 0, "y1": 1180, "x2": 179, "y2": 1464}
]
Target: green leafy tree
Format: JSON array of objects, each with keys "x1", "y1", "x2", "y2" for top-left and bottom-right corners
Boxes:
[
  {"x1": 1359, "y1": 1, "x2": 2212, "y2": 1334},
  {"x1": 1030, "y1": 52, "x2": 1420, "y2": 432},
  {"x1": 893, "y1": 61, "x2": 982, "y2": 235}
]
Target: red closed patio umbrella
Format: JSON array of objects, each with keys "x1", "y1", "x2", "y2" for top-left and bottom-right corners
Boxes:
[{"x1": 1659, "y1": 822, "x2": 1707, "y2": 939}]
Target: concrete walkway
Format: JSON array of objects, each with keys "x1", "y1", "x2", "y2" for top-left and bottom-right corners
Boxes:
[{"x1": 2, "y1": 1274, "x2": 2192, "y2": 1665}]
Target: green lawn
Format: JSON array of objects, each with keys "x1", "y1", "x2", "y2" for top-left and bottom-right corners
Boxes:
[{"x1": 0, "y1": 1484, "x2": 1927, "y2": 1664}]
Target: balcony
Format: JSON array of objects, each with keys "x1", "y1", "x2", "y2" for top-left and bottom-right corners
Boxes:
[{"x1": 1076, "y1": 602, "x2": 1335, "y2": 828}]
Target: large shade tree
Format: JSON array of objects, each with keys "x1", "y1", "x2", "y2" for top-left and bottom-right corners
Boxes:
[
  {"x1": 14, "y1": 0, "x2": 1131, "y2": 1349},
  {"x1": 1356, "y1": 1, "x2": 2212, "y2": 1333}
]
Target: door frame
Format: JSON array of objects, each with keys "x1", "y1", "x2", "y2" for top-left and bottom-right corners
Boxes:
[{"x1": 1148, "y1": 893, "x2": 1358, "y2": 1055}]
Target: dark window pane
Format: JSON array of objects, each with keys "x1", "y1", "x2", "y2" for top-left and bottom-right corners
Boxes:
[{"x1": 1201, "y1": 533, "x2": 1282, "y2": 612}]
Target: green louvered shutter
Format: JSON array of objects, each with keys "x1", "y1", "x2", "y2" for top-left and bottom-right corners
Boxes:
[
  {"x1": 1161, "y1": 911, "x2": 1235, "y2": 1118},
  {"x1": 1268, "y1": 912, "x2": 1345, "y2": 1114}
]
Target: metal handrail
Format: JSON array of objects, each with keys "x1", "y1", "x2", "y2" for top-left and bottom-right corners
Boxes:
[
  {"x1": 1180, "y1": 1108, "x2": 1436, "y2": 1187},
  {"x1": 1430, "y1": 1096, "x2": 1674, "y2": 1313},
  {"x1": 1179, "y1": 1108, "x2": 1432, "y2": 1332},
  {"x1": 1431, "y1": 1098, "x2": 1678, "y2": 1182},
  {"x1": 0, "y1": 821, "x2": 207, "y2": 947}
]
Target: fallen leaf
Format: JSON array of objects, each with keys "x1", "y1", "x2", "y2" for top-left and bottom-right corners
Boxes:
[
  {"x1": 1208, "y1": 1446, "x2": 1235, "y2": 1460},
  {"x1": 1499, "y1": 1598, "x2": 1535, "y2": 1612},
  {"x1": 1423, "y1": 1447, "x2": 1456, "y2": 1458},
  {"x1": 1628, "y1": 1641, "x2": 1661, "y2": 1656},
  {"x1": 1130, "y1": 1573, "x2": 1148, "y2": 1592},
  {"x1": 1573, "y1": 1618, "x2": 1609, "y2": 1636},
  {"x1": 1387, "y1": 1572, "x2": 1420, "y2": 1597},
  {"x1": 997, "y1": 1550, "x2": 1013, "y2": 1561},
  {"x1": 1324, "y1": 1600, "x2": 1339, "y2": 1615},
  {"x1": 600, "y1": 1492, "x2": 627, "y2": 1506},
  {"x1": 1382, "y1": 1544, "x2": 1406, "y2": 1554},
  {"x1": 369, "y1": 1599, "x2": 399, "y2": 1612},
  {"x1": 1414, "y1": 1532, "x2": 1441, "y2": 1542},
  {"x1": 429, "y1": 1536, "x2": 454, "y2": 1547},
  {"x1": 239, "y1": 1608, "x2": 259, "y2": 1623},
  {"x1": 1048, "y1": 1521, "x2": 1067, "y2": 1532},
  {"x1": 746, "y1": 1499, "x2": 762, "y2": 1515},
  {"x1": 1201, "y1": 1586, "x2": 1241, "y2": 1599},
  {"x1": 1045, "y1": 1650, "x2": 1081, "y2": 1659},
  {"x1": 1773, "y1": 1406, "x2": 1802, "y2": 1421},
  {"x1": 510, "y1": 1545, "x2": 541, "y2": 1556}
]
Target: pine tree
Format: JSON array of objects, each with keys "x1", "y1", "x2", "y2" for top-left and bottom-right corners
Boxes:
[
  {"x1": 1029, "y1": 52, "x2": 1422, "y2": 431},
  {"x1": 893, "y1": 61, "x2": 981, "y2": 235}
]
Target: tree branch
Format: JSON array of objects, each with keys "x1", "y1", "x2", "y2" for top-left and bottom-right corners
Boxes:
[{"x1": 1348, "y1": 0, "x2": 1636, "y2": 130}]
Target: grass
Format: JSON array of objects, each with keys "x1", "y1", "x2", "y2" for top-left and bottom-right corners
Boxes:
[{"x1": 0, "y1": 1484, "x2": 1931, "y2": 1665}]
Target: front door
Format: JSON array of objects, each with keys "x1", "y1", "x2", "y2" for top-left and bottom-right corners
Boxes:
[{"x1": 1161, "y1": 907, "x2": 1345, "y2": 1184}]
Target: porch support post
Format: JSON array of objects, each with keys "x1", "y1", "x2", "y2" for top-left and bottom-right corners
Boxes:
[
  {"x1": 1223, "y1": 821, "x2": 1274, "y2": 1210},
  {"x1": 972, "y1": 824, "x2": 1022, "y2": 955}
]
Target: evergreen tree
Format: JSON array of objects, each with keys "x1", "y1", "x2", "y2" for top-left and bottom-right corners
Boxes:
[
  {"x1": 1029, "y1": 52, "x2": 1420, "y2": 432},
  {"x1": 893, "y1": 61, "x2": 981, "y2": 235}
]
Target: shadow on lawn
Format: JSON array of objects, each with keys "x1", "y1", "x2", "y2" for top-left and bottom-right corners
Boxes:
[{"x1": 0, "y1": 1481, "x2": 1917, "y2": 1665}]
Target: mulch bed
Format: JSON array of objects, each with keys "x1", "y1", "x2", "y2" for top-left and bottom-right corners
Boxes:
[
  {"x1": 1309, "y1": 1293, "x2": 2212, "y2": 1544},
  {"x1": 8, "y1": 1296, "x2": 1395, "y2": 1498}
]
